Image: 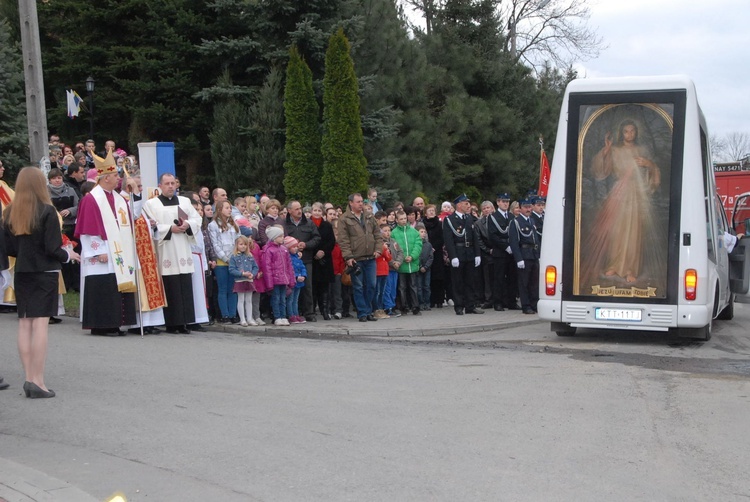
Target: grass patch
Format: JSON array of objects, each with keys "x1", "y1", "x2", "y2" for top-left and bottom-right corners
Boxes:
[{"x1": 63, "y1": 290, "x2": 80, "y2": 317}]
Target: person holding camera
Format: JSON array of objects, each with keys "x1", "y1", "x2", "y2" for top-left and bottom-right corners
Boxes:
[{"x1": 336, "y1": 193, "x2": 383, "y2": 322}]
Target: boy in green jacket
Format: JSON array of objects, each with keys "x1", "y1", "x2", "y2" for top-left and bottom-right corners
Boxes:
[{"x1": 391, "y1": 211, "x2": 422, "y2": 314}]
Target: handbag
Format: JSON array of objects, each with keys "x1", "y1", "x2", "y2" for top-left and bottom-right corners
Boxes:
[{"x1": 341, "y1": 270, "x2": 352, "y2": 287}]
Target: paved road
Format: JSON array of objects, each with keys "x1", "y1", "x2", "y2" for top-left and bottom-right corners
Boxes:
[{"x1": 1, "y1": 306, "x2": 749, "y2": 501}]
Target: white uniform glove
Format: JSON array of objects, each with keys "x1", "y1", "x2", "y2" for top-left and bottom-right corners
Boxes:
[
  {"x1": 474, "y1": 256, "x2": 481, "y2": 267},
  {"x1": 517, "y1": 260, "x2": 525, "y2": 269},
  {"x1": 505, "y1": 246, "x2": 512, "y2": 255},
  {"x1": 451, "y1": 258, "x2": 459, "y2": 268},
  {"x1": 0, "y1": 270, "x2": 11, "y2": 291}
]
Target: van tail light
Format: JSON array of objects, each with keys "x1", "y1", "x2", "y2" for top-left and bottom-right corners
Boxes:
[
  {"x1": 685, "y1": 269, "x2": 697, "y2": 301},
  {"x1": 545, "y1": 266, "x2": 557, "y2": 296}
]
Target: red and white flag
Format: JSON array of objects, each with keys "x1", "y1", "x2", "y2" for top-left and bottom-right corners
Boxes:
[{"x1": 538, "y1": 150, "x2": 550, "y2": 197}]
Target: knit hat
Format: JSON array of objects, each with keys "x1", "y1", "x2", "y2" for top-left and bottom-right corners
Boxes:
[
  {"x1": 86, "y1": 168, "x2": 99, "y2": 182},
  {"x1": 284, "y1": 236, "x2": 299, "y2": 249},
  {"x1": 266, "y1": 225, "x2": 284, "y2": 242}
]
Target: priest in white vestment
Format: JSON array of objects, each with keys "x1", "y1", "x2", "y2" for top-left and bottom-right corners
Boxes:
[{"x1": 142, "y1": 173, "x2": 202, "y2": 334}]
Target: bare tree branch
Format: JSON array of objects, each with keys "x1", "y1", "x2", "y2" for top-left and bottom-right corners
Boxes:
[
  {"x1": 710, "y1": 133, "x2": 727, "y2": 162},
  {"x1": 722, "y1": 132, "x2": 750, "y2": 162},
  {"x1": 401, "y1": 0, "x2": 444, "y2": 35},
  {"x1": 499, "y1": 0, "x2": 606, "y2": 71}
]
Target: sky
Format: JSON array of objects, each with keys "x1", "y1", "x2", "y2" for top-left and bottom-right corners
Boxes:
[
  {"x1": 574, "y1": 0, "x2": 749, "y2": 137},
  {"x1": 403, "y1": 0, "x2": 749, "y2": 138}
]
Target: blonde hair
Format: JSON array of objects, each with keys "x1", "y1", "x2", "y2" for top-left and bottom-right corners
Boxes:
[
  {"x1": 244, "y1": 195, "x2": 258, "y2": 211},
  {"x1": 233, "y1": 235, "x2": 251, "y2": 255},
  {"x1": 3, "y1": 167, "x2": 52, "y2": 235},
  {"x1": 265, "y1": 198, "x2": 281, "y2": 212},
  {"x1": 213, "y1": 200, "x2": 239, "y2": 232}
]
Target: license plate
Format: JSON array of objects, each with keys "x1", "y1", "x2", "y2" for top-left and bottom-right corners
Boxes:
[{"x1": 595, "y1": 308, "x2": 642, "y2": 322}]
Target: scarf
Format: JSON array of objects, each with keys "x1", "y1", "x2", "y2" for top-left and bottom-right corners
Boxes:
[{"x1": 311, "y1": 216, "x2": 323, "y2": 228}]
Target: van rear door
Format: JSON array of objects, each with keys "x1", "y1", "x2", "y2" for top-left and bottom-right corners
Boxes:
[{"x1": 731, "y1": 192, "x2": 750, "y2": 301}]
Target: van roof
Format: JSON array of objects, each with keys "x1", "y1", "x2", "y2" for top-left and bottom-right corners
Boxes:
[{"x1": 566, "y1": 75, "x2": 696, "y2": 94}]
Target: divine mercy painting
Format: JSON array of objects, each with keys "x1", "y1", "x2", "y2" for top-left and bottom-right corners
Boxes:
[{"x1": 574, "y1": 103, "x2": 674, "y2": 298}]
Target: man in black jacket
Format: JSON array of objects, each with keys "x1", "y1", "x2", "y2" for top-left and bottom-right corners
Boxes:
[
  {"x1": 488, "y1": 192, "x2": 520, "y2": 310},
  {"x1": 64, "y1": 163, "x2": 85, "y2": 199},
  {"x1": 476, "y1": 201, "x2": 495, "y2": 308},
  {"x1": 284, "y1": 200, "x2": 321, "y2": 321},
  {"x1": 442, "y1": 194, "x2": 483, "y2": 315},
  {"x1": 509, "y1": 199, "x2": 540, "y2": 314}
]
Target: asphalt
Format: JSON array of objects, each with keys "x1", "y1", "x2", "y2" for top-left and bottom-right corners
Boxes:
[{"x1": 0, "y1": 305, "x2": 543, "y2": 501}]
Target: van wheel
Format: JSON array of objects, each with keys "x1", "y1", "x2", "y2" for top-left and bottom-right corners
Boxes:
[
  {"x1": 551, "y1": 322, "x2": 576, "y2": 337},
  {"x1": 717, "y1": 293, "x2": 735, "y2": 320}
]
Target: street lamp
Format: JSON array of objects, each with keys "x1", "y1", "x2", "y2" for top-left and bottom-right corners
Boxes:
[{"x1": 85, "y1": 76, "x2": 95, "y2": 141}]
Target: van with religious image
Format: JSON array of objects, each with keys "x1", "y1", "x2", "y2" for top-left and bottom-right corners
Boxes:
[{"x1": 538, "y1": 75, "x2": 750, "y2": 340}]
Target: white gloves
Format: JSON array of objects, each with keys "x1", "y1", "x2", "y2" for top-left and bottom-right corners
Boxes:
[
  {"x1": 0, "y1": 270, "x2": 11, "y2": 291},
  {"x1": 451, "y1": 258, "x2": 459, "y2": 268},
  {"x1": 517, "y1": 260, "x2": 525, "y2": 269},
  {"x1": 505, "y1": 246, "x2": 512, "y2": 255},
  {"x1": 474, "y1": 256, "x2": 481, "y2": 267}
]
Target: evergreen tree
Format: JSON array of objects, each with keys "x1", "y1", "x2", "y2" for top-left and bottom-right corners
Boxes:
[
  {"x1": 0, "y1": 17, "x2": 28, "y2": 182},
  {"x1": 209, "y1": 73, "x2": 250, "y2": 190},
  {"x1": 37, "y1": 0, "x2": 218, "y2": 182},
  {"x1": 350, "y1": 0, "x2": 413, "y2": 206},
  {"x1": 283, "y1": 46, "x2": 322, "y2": 203},
  {"x1": 321, "y1": 28, "x2": 368, "y2": 206},
  {"x1": 246, "y1": 67, "x2": 286, "y2": 198},
  {"x1": 198, "y1": 0, "x2": 359, "y2": 193}
]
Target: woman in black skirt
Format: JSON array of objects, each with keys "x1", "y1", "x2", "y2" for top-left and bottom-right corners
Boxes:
[{"x1": 2, "y1": 167, "x2": 80, "y2": 398}]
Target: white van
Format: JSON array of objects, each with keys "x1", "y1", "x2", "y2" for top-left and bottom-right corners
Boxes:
[{"x1": 537, "y1": 75, "x2": 749, "y2": 340}]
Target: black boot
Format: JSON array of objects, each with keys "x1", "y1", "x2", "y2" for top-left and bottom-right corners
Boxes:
[{"x1": 321, "y1": 294, "x2": 331, "y2": 321}]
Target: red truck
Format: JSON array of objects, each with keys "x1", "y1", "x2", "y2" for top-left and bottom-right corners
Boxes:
[{"x1": 714, "y1": 163, "x2": 750, "y2": 230}]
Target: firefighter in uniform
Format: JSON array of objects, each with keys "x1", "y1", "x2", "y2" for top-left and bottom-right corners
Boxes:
[
  {"x1": 509, "y1": 198, "x2": 540, "y2": 314},
  {"x1": 443, "y1": 194, "x2": 484, "y2": 315},
  {"x1": 488, "y1": 192, "x2": 520, "y2": 311},
  {"x1": 530, "y1": 196, "x2": 545, "y2": 244}
]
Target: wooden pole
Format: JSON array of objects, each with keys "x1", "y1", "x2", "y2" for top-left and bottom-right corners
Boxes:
[{"x1": 18, "y1": 0, "x2": 49, "y2": 165}]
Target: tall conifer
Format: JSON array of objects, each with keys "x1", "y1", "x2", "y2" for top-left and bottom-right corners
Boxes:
[
  {"x1": 321, "y1": 28, "x2": 368, "y2": 206},
  {"x1": 283, "y1": 46, "x2": 322, "y2": 203},
  {"x1": 0, "y1": 18, "x2": 28, "y2": 181}
]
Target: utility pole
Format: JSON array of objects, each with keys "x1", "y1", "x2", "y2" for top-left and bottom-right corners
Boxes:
[{"x1": 18, "y1": 0, "x2": 49, "y2": 165}]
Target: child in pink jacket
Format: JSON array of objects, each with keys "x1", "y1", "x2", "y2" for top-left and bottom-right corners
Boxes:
[{"x1": 261, "y1": 226, "x2": 295, "y2": 326}]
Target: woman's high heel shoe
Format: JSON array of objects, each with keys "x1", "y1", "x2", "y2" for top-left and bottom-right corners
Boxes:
[
  {"x1": 23, "y1": 381, "x2": 31, "y2": 398},
  {"x1": 25, "y1": 381, "x2": 55, "y2": 399}
]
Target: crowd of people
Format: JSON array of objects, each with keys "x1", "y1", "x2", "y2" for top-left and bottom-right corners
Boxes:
[
  {"x1": 175, "y1": 186, "x2": 545, "y2": 325},
  {"x1": 0, "y1": 135, "x2": 546, "y2": 397}
]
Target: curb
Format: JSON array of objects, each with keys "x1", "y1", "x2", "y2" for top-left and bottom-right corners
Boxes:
[
  {"x1": 0, "y1": 458, "x2": 98, "y2": 502},
  {"x1": 204, "y1": 318, "x2": 545, "y2": 341}
]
